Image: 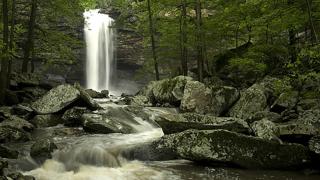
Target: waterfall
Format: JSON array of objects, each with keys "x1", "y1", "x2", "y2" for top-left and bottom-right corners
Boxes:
[{"x1": 83, "y1": 9, "x2": 115, "y2": 91}]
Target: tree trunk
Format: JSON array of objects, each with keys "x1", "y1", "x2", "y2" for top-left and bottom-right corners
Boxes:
[
  {"x1": 305, "y1": 0, "x2": 318, "y2": 44},
  {"x1": 180, "y1": 0, "x2": 188, "y2": 76},
  {"x1": 147, "y1": 0, "x2": 160, "y2": 80},
  {"x1": 0, "y1": 0, "x2": 10, "y2": 104},
  {"x1": 22, "y1": 0, "x2": 37, "y2": 73},
  {"x1": 195, "y1": 0, "x2": 204, "y2": 82},
  {"x1": 288, "y1": 0, "x2": 297, "y2": 62},
  {"x1": 8, "y1": 0, "x2": 16, "y2": 86}
]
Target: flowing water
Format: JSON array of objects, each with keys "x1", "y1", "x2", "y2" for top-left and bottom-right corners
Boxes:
[
  {"x1": 83, "y1": 9, "x2": 115, "y2": 91},
  {"x1": 4, "y1": 9, "x2": 319, "y2": 180}
]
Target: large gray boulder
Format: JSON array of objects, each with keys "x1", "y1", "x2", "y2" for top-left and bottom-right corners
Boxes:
[
  {"x1": 156, "y1": 129, "x2": 312, "y2": 169},
  {"x1": 138, "y1": 76, "x2": 193, "y2": 106},
  {"x1": 180, "y1": 81, "x2": 239, "y2": 115},
  {"x1": 155, "y1": 113, "x2": 250, "y2": 134},
  {"x1": 31, "y1": 84, "x2": 80, "y2": 114},
  {"x1": 229, "y1": 83, "x2": 268, "y2": 120}
]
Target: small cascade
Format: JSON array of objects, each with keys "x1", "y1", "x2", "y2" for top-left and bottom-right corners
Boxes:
[{"x1": 83, "y1": 9, "x2": 115, "y2": 91}]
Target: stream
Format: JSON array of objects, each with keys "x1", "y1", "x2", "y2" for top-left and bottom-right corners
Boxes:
[{"x1": 2, "y1": 97, "x2": 319, "y2": 180}]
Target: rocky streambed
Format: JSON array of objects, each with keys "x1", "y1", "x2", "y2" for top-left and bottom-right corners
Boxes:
[{"x1": 0, "y1": 75, "x2": 320, "y2": 179}]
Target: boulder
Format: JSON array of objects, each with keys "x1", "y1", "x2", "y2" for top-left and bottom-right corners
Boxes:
[
  {"x1": 309, "y1": 136, "x2": 320, "y2": 155},
  {"x1": 0, "y1": 145, "x2": 19, "y2": 159},
  {"x1": 82, "y1": 113, "x2": 129, "y2": 134},
  {"x1": 249, "y1": 111, "x2": 281, "y2": 123},
  {"x1": 74, "y1": 84, "x2": 102, "y2": 111},
  {"x1": 277, "y1": 123, "x2": 320, "y2": 137},
  {"x1": 85, "y1": 89, "x2": 107, "y2": 98},
  {"x1": 251, "y1": 119, "x2": 281, "y2": 142},
  {"x1": 180, "y1": 81, "x2": 239, "y2": 115},
  {"x1": 30, "y1": 139, "x2": 58, "y2": 162},
  {"x1": 11, "y1": 73, "x2": 40, "y2": 87},
  {"x1": 7, "y1": 172, "x2": 35, "y2": 180},
  {"x1": 82, "y1": 106, "x2": 158, "y2": 134},
  {"x1": 180, "y1": 81, "x2": 211, "y2": 114},
  {"x1": 62, "y1": 107, "x2": 90, "y2": 126},
  {"x1": 130, "y1": 95, "x2": 152, "y2": 107},
  {"x1": 138, "y1": 76, "x2": 193, "y2": 106},
  {"x1": 31, "y1": 84, "x2": 80, "y2": 114},
  {"x1": 101, "y1": 90, "x2": 109, "y2": 98},
  {"x1": 11, "y1": 104, "x2": 34, "y2": 120},
  {"x1": 156, "y1": 129, "x2": 312, "y2": 169},
  {"x1": 297, "y1": 109, "x2": 320, "y2": 127},
  {"x1": 0, "y1": 126, "x2": 31, "y2": 143},
  {"x1": 0, "y1": 115, "x2": 34, "y2": 132},
  {"x1": 271, "y1": 91, "x2": 299, "y2": 113},
  {"x1": 155, "y1": 113, "x2": 250, "y2": 134},
  {"x1": 229, "y1": 83, "x2": 268, "y2": 120},
  {"x1": 30, "y1": 114, "x2": 63, "y2": 128}
]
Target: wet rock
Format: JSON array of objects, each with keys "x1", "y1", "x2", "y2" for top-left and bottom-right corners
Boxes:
[
  {"x1": 82, "y1": 113, "x2": 128, "y2": 134},
  {"x1": 62, "y1": 107, "x2": 90, "y2": 126},
  {"x1": 251, "y1": 119, "x2": 281, "y2": 142},
  {"x1": 180, "y1": 83, "x2": 239, "y2": 115},
  {"x1": 85, "y1": 89, "x2": 108, "y2": 98},
  {"x1": 138, "y1": 76, "x2": 193, "y2": 106},
  {"x1": 249, "y1": 111, "x2": 281, "y2": 123},
  {"x1": 7, "y1": 172, "x2": 35, "y2": 180},
  {"x1": 309, "y1": 136, "x2": 320, "y2": 155},
  {"x1": 155, "y1": 113, "x2": 250, "y2": 134},
  {"x1": 82, "y1": 106, "x2": 157, "y2": 134},
  {"x1": 157, "y1": 129, "x2": 312, "y2": 169},
  {"x1": 101, "y1": 90, "x2": 109, "y2": 98},
  {"x1": 271, "y1": 91, "x2": 299, "y2": 113},
  {"x1": 0, "y1": 126, "x2": 31, "y2": 143},
  {"x1": 75, "y1": 84, "x2": 102, "y2": 111},
  {"x1": 31, "y1": 84, "x2": 80, "y2": 114},
  {"x1": 130, "y1": 95, "x2": 152, "y2": 106},
  {"x1": 30, "y1": 139, "x2": 57, "y2": 162},
  {"x1": 30, "y1": 114, "x2": 63, "y2": 128},
  {"x1": 229, "y1": 83, "x2": 268, "y2": 120},
  {"x1": 0, "y1": 115, "x2": 34, "y2": 132},
  {"x1": 0, "y1": 145, "x2": 19, "y2": 159}
]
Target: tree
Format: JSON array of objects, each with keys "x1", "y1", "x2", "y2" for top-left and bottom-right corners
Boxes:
[
  {"x1": 22, "y1": 0, "x2": 37, "y2": 73},
  {"x1": 147, "y1": 0, "x2": 160, "y2": 80},
  {"x1": 0, "y1": 0, "x2": 9, "y2": 104}
]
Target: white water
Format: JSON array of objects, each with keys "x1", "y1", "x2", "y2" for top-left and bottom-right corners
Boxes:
[{"x1": 84, "y1": 9, "x2": 115, "y2": 91}]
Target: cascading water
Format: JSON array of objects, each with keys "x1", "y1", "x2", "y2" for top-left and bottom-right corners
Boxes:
[{"x1": 83, "y1": 9, "x2": 115, "y2": 91}]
